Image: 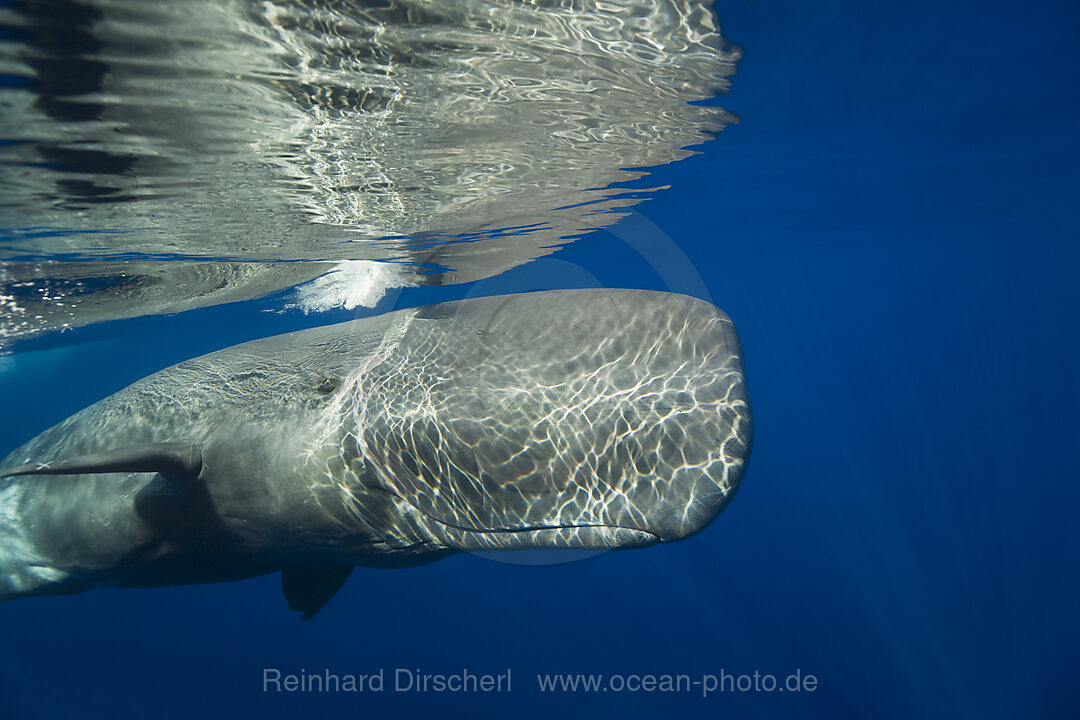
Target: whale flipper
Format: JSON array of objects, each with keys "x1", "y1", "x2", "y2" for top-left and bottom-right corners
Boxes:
[
  {"x1": 281, "y1": 565, "x2": 354, "y2": 621},
  {"x1": 0, "y1": 442, "x2": 203, "y2": 482}
]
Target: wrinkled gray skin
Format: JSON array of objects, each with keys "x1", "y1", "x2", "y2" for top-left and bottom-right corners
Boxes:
[{"x1": 0, "y1": 290, "x2": 752, "y2": 618}]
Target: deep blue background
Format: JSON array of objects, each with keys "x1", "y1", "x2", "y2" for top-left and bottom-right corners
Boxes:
[{"x1": 2, "y1": 0, "x2": 1078, "y2": 717}]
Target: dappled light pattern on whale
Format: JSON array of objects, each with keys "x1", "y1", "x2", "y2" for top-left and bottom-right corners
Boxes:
[{"x1": 307, "y1": 290, "x2": 751, "y2": 552}]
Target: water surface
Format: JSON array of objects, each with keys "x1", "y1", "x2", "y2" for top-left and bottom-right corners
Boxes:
[{"x1": 0, "y1": 0, "x2": 736, "y2": 344}]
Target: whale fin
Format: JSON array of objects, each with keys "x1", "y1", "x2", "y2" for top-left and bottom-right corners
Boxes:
[
  {"x1": 0, "y1": 442, "x2": 203, "y2": 482},
  {"x1": 281, "y1": 564, "x2": 354, "y2": 621}
]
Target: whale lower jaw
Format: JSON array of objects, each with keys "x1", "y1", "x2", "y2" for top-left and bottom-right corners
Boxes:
[
  {"x1": 383, "y1": 491, "x2": 662, "y2": 552},
  {"x1": 425, "y1": 521, "x2": 661, "y2": 552}
]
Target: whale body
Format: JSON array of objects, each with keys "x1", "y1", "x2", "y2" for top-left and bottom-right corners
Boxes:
[{"x1": 0, "y1": 289, "x2": 752, "y2": 619}]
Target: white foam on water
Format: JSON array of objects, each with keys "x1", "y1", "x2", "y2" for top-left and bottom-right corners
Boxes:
[{"x1": 290, "y1": 261, "x2": 412, "y2": 313}]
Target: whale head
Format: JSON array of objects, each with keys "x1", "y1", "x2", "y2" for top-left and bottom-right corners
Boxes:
[{"x1": 313, "y1": 289, "x2": 752, "y2": 555}]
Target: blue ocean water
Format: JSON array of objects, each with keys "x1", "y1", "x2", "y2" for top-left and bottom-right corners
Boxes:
[{"x1": 1, "y1": 0, "x2": 1078, "y2": 718}]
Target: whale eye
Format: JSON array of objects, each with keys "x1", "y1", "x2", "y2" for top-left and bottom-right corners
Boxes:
[{"x1": 317, "y1": 378, "x2": 337, "y2": 393}]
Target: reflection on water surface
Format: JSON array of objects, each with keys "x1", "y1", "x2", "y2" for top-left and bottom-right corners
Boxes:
[{"x1": 0, "y1": 0, "x2": 737, "y2": 345}]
